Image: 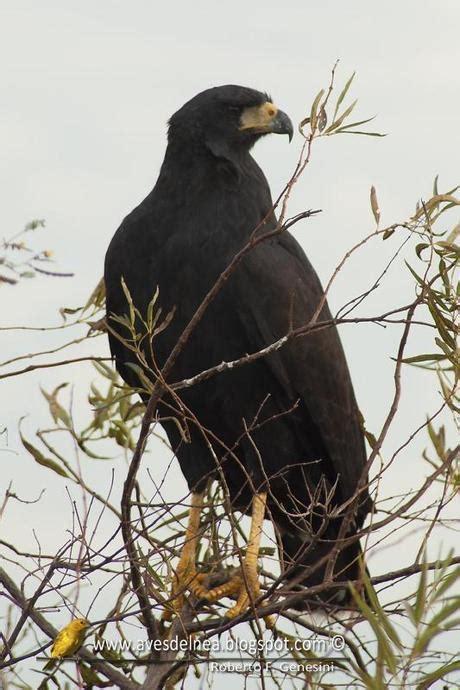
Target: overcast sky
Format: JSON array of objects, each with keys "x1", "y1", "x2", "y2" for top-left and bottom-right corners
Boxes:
[{"x1": 1, "y1": 1, "x2": 459, "y2": 686}]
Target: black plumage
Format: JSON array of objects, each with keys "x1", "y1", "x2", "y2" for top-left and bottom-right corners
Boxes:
[{"x1": 104, "y1": 85, "x2": 370, "y2": 608}]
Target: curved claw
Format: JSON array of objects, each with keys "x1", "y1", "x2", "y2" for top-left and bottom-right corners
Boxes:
[
  {"x1": 162, "y1": 567, "x2": 243, "y2": 620},
  {"x1": 226, "y1": 493, "x2": 269, "y2": 624},
  {"x1": 197, "y1": 573, "x2": 242, "y2": 603},
  {"x1": 226, "y1": 568, "x2": 260, "y2": 619},
  {"x1": 162, "y1": 492, "x2": 270, "y2": 625},
  {"x1": 162, "y1": 565, "x2": 194, "y2": 621},
  {"x1": 225, "y1": 571, "x2": 274, "y2": 628}
]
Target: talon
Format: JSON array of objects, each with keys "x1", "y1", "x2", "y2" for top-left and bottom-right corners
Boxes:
[
  {"x1": 162, "y1": 563, "x2": 194, "y2": 621},
  {"x1": 161, "y1": 492, "x2": 269, "y2": 622},
  {"x1": 161, "y1": 493, "x2": 205, "y2": 621},
  {"x1": 226, "y1": 493, "x2": 268, "y2": 621},
  {"x1": 199, "y1": 574, "x2": 242, "y2": 603},
  {"x1": 188, "y1": 572, "x2": 213, "y2": 600},
  {"x1": 226, "y1": 565, "x2": 260, "y2": 619},
  {"x1": 161, "y1": 494, "x2": 244, "y2": 619}
]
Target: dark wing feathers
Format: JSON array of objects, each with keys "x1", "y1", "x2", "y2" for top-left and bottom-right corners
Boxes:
[{"x1": 230, "y1": 233, "x2": 367, "y2": 510}]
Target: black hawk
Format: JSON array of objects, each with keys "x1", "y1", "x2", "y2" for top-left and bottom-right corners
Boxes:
[{"x1": 104, "y1": 85, "x2": 371, "y2": 618}]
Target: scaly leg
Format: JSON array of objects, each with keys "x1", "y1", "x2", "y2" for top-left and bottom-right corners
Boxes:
[
  {"x1": 163, "y1": 491, "x2": 272, "y2": 625},
  {"x1": 163, "y1": 493, "x2": 242, "y2": 620},
  {"x1": 226, "y1": 492, "x2": 269, "y2": 620},
  {"x1": 163, "y1": 492, "x2": 205, "y2": 620}
]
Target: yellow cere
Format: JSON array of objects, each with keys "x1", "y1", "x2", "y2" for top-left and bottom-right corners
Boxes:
[
  {"x1": 239, "y1": 101, "x2": 278, "y2": 131},
  {"x1": 50, "y1": 618, "x2": 89, "y2": 658}
]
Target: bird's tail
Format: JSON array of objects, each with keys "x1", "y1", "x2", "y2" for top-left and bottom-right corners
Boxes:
[{"x1": 279, "y1": 522, "x2": 366, "y2": 610}]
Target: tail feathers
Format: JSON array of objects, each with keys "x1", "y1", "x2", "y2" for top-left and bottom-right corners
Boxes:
[{"x1": 279, "y1": 526, "x2": 366, "y2": 610}]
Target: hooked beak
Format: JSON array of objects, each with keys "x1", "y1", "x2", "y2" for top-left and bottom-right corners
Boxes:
[{"x1": 269, "y1": 109, "x2": 293, "y2": 142}]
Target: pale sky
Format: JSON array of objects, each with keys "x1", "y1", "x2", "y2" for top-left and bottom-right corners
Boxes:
[{"x1": 1, "y1": 1, "x2": 459, "y2": 686}]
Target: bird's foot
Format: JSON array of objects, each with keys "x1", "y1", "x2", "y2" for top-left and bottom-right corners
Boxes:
[
  {"x1": 226, "y1": 561, "x2": 260, "y2": 619},
  {"x1": 162, "y1": 564, "x2": 242, "y2": 621},
  {"x1": 200, "y1": 572, "x2": 243, "y2": 603},
  {"x1": 162, "y1": 560, "x2": 204, "y2": 621},
  {"x1": 225, "y1": 562, "x2": 274, "y2": 628}
]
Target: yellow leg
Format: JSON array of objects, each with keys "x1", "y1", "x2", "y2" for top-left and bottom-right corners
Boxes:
[
  {"x1": 227, "y1": 492, "x2": 268, "y2": 620},
  {"x1": 163, "y1": 491, "x2": 272, "y2": 627},
  {"x1": 163, "y1": 493, "x2": 241, "y2": 620},
  {"x1": 163, "y1": 492, "x2": 205, "y2": 620}
]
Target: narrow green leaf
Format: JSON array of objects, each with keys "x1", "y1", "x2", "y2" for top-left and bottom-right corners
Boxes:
[
  {"x1": 298, "y1": 116, "x2": 310, "y2": 135},
  {"x1": 40, "y1": 384, "x2": 72, "y2": 428},
  {"x1": 404, "y1": 601, "x2": 417, "y2": 626},
  {"x1": 414, "y1": 598, "x2": 460, "y2": 656},
  {"x1": 309, "y1": 88, "x2": 325, "y2": 131},
  {"x1": 416, "y1": 659, "x2": 460, "y2": 690},
  {"x1": 153, "y1": 305, "x2": 176, "y2": 336},
  {"x1": 93, "y1": 360, "x2": 119, "y2": 383},
  {"x1": 76, "y1": 439, "x2": 111, "y2": 460},
  {"x1": 364, "y1": 429, "x2": 378, "y2": 449},
  {"x1": 363, "y1": 569, "x2": 403, "y2": 649},
  {"x1": 83, "y1": 276, "x2": 106, "y2": 311},
  {"x1": 334, "y1": 116, "x2": 376, "y2": 131},
  {"x1": 414, "y1": 558, "x2": 428, "y2": 623},
  {"x1": 432, "y1": 201, "x2": 458, "y2": 219},
  {"x1": 124, "y1": 362, "x2": 154, "y2": 393},
  {"x1": 401, "y1": 353, "x2": 446, "y2": 364},
  {"x1": 434, "y1": 566, "x2": 460, "y2": 600},
  {"x1": 325, "y1": 98, "x2": 357, "y2": 133},
  {"x1": 382, "y1": 227, "x2": 396, "y2": 240},
  {"x1": 121, "y1": 276, "x2": 135, "y2": 327},
  {"x1": 20, "y1": 433, "x2": 68, "y2": 478},
  {"x1": 415, "y1": 243, "x2": 429, "y2": 259},
  {"x1": 318, "y1": 105, "x2": 327, "y2": 132},
  {"x1": 109, "y1": 313, "x2": 133, "y2": 332},
  {"x1": 145, "y1": 561, "x2": 167, "y2": 589},
  {"x1": 405, "y1": 261, "x2": 425, "y2": 286},
  {"x1": 60, "y1": 306, "x2": 83, "y2": 316},
  {"x1": 25, "y1": 219, "x2": 45, "y2": 231},
  {"x1": 427, "y1": 299, "x2": 456, "y2": 349},
  {"x1": 332, "y1": 71, "x2": 355, "y2": 122},
  {"x1": 79, "y1": 663, "x2": 107, "y2": 688},
  {"x1": 338, "y1": 130, "x2": 386, "y2": 137},
  {"x1": 436, "y1": 240, "x2": 460, "y2": 257},
  {"x1": 146, "y1": 287, "x2": 160, "y2": 331},
  {"x1": 349, "y1": 583, "x2": 398, "y2": 674},
  {"x1": 93, "y1": 635, "x2": 129, "y2": 670},
  {"x1": 370, "y1": 186, "x2": 380, "y2": 225}
]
